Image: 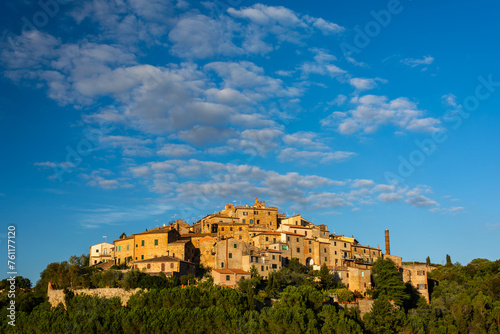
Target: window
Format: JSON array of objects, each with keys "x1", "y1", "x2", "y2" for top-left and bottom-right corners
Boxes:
[
  {"x1": 305, "y1": 231, "x2": 308, "y2": 236},
  {"x1": 96, "y1": 249, "x2": 99, "y2": 253},
  {"x1": 229, "y1": 253, "x2": 232, "y2": 259},
  {"x1": 309, "y1": 248, "x2": 312, "y2": 253},
  {"x1": 147, "y1": 264, "x2": 151, "y2": 269},
  {"x1": 136, "y1": 244, "x2": 138, "y2": 248},
  {"x1": 261, "y1": 266, "x2": 264, "y2": 271},
  {"x1": 221, "y1": 262, "x2": 225, "y2": 268},
  {"x1": 226, "y1": 275, "x2": 230, "y2": 281},
  {"x1": 135, "y1": 257, "x2": 137, "y2": 260},
  {"x1": 335, "y1": 251, "x2": 337, "y2": 255},
  {"x1": 273, "y1": 238, "x2": 276, "y2": 243},
  {"x1": 294, "y1": 230, "x2": 297, "y2": 233},
  {"x1": 417, "y1": 270, "x2": 425, "y2": 275},
  {"x1": 243, "y1": 212, "x2": 248, "y2": 216},
  {"x1": 272, "y1": 255, "x2": 275, "y2": 260},
  {"x1": 126, "y1": 244, "x2": 129, "y2": 251},
  {"x1": 419, "y1": 284, "x2": 426, "y2": 290},
  {"x1": 234, "y1": 244, "x2": 237, "y2": 248},
  {"x1": 364, "y1": 249, "x2": 366, "y2": 253},
  {"x1": 239, "y1": 236, "x2": 242, "y2": 240},
  {"x1": 287, "y1": 237, "x2": 290, "y2": 241},
  {"x1": 266, "y1": 266, "x2": 268, "y2": 270},
  {"x1": 104, "y1": 249, "x2": 107, "y2": 255},
  {"x1": 361, "y1": 271, "x2": 364, "y2": 277},
  {"x1": 309, "y1": 240, "x2": 311, "y2": 244},
  {"x1": 296, "y1": 238, "x2": 299, "y2": 242},
  {"x1": 141, "y1": 240, "x2": 144, "y2": 247},
  {"x1": 221, "y1": 227, "x2": 225, "y2": 232},
  {"x1": 230, "y1": 227, "x2": 233, "y2": 232},
  {"x1": 257, "y1": 220, "x2": 260, "y2": 224},
  {"x1": 354, "y1": 247, "x2": 357, "y2": 251},
  {"x1": 161, "y1": 263, "x2": 165, "y2": 272},
  {"x1": 334, "y1": 242, "x2": 337, "y2": 246},
  {"x1": 282, "y1": 245, "x2": 288, "y2": 250},
  {"x1": 344, "y1": 243, "x2": 347, "y2": 248},
  {"x1": 239, "y1": 227, "x2": 242, "y2": 231},
  {"x1": 272, "y1": 264, "x2": 277, "y2": 269},
  {"x1": 118, "y1": 258, "x2": 121, "y2": 264},
  {"x1": 324, "y1": 257, "x2": 327, "y2": 261},
  {"x1": 297, "y1": 248, "x2": 300, "y2": 253},
  {"x1": 242, "y1": 219, "x2": 246, "y2": 224},
  {"x1": 346, "y1": 273, "x2": 349, "y2": 278},
  {"x1": 141, "y1": 255, "x2": 144, "y2": 260},
  {"x1": 268, "y1": 212, "x2": 271, "y2": 215},
  {"x1": 170, "y1": 263, "x2": 174, "y2": 269},
  {"x1": 254, "y1": 211, "x2": 258, "y2": 215},
  {"x1": 154, "y1": 239, "x2": 158, "y2": 246},
  {"x1": 364, "y1": 283, "x2": 367, "y2": 288},
  {"x1": 324, "y1": 248, "x2": 327, "y2": 253},
  {"x1": 118, "y1": 245, "x2": 121, "y2": 252},
  {"x1": 250, "y1": 219, "x2": 254, "y2": 224},
  {"x1": 266, "y1": 237, "x2": 269, "y2": 241}
]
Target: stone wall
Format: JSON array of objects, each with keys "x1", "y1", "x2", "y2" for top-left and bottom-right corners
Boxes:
[{"x1": 47, "y1": 283, "x2": 141, "y2": 308}]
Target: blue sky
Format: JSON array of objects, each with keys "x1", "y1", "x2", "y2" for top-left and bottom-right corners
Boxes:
[{"x1": 1, "y1": 0, "x2": 500, "y2": 284}]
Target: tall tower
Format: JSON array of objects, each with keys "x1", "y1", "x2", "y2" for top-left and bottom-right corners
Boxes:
[{"x1": 385, "y1": 229, "x2": 391, "y2": 255}]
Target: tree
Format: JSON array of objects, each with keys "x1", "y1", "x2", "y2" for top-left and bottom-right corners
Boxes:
[
  {"x1": 372, "y1": 258, "x2": 408, "y2": 306},
  {"x1": 446, "y1": 254, "x2": 452, "y2": 266},
  {"x1": 363, "y1": 296, "x2": 407, "y2": 334},
  {"x1": 318, "y1": 263, "x2": 334, "y2": 290},
  {"x1": 426, "y1": 256, "x2": 431, "y2": 266}
]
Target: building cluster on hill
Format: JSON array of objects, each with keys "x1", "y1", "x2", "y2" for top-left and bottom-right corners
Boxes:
[{"x1": 89, "y1": 197, "x2": 433, "y2": 301}]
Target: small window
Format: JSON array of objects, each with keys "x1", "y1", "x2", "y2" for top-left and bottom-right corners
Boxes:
[
  {"x1": 242, "y1": 219, "x2": 246, "y2": 224},
  {"x1": 221, "y1": 262, "x2": 224, "y2": 268},
  {"x1": 324, "y1": 248, "x2": 327, "y2": 253},
  {"x1": 118, "y1": 258, "x2": 121, "y2": 264},
  {"x1": 287, "y1": 237, "x2": 290, "y2": 241},
  {"x1": 226, "y1": 275, "x2": 230, "y2": 281},
  {"x1": 334, "y1": 242, "x2": 337, "y2": 246},
  {"x1": 361, "y1": 271, "x2": 364, "y2": 277},
  {"x1": 141, "y1": 255, "x2": 144, "y2": 260},
  {"x1": 344, "y1": 243, "x2": 347, "y2": 248},
  {"x1": 254, "y1": 211, "x2": 258, "y2": 215},
  {"x1": 141, "y1": 240, "x2": 144, "y2": 247},
  {"x1": 229, "y1": 253, "x2": 233, "y2": 259},
  {"x1": 296, "y1": 238, "x2": 299, "y2": 242},
  {"x1": 261, "y1": 266, "x2": 264, "y2": 271},
  {"x1": 325, "y1": 257, "x2": 327, "y2": 261},
  {"x1": 272, "y1": 264, "x2": 277, "y2": 269},
  {"x1": 96, "y1": 249, "x2": 99, "y2": 253},
  {"x1": 118, "y1": 246, "x2": 121, "y2": 252},
  {"x1": 257, "y1": 220, "x2": 260, "y2": 224},
  {"x1": 239, "y1": 236, "x2": 242, "y2": 240},
  {"x1": 161, "y1": 263, "x2": 165, "y2": 272},
  {"x1": 234, "y1": 244, "x2": 237, "y2": 248},
  {"x1": 273, "y1": 238, "x2": 276, "y2": 243},
  {"x1": 230, "y1": 227, "x2": 233, "y2": 232},
  {"x1": 272, "y1": 255, "x2": 275, "y2": 260},
  {"x1": 154, "y1": 239, "x2": 158, "y2": 246},
  {"x1": 221, "y1": 227, "x2": 225, "y2": 232},
  {"x1": 335, "y1": 251, "x2": 337, "y2": 255},
  {"x1": 250, "y1": 219, "x2": 254, "y2": 224},
  {"x1": 170, "y1": 263, "x2": 174, "y2": 269},
  {"x1": 354, "y1": 247, "x2": 357, "y2": 251},
  {"x1": 419, "y1": 284, "x2": 426, "y2": 290},
  {"x1": 297, "y1": 248, "x2": 300, "y2": 253},
  {"x1": 239, "y1": 227, "x2": 242, "y2": 231},
  {"x1": 346, "y1": 273, "x2": 349, "y2": 278},
  {"x1": 309, "y1": 240, "x2": 311, "y2": 244},
  {"x1": 309, "y1": 248, "x2": 312, "y2": 253},
  {"x1": 126, "y1": 244, "x2": 129, "y2": 251},
  {"x1": 147, "y1": 264, "x2": 151, "y2": 269},
  {"x1": 266, "y1": 237, "x2": 269, "y2": 241}
]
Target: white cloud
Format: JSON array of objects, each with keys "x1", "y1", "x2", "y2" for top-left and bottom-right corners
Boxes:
[
  {"x1": 277, "y1": 148, "x2": 356, "y2": 164},
  {"x1": 229, "y1": 128, "x2": 284, "y2": 156},
  {"x1": 401, "y1": 56, "x2": 434, "y2": 68},
  {"x1": 405, "y1": 195, "x2": 438, "y2": 208},
  {"x1": 321, "y1": 94, "x2": 442, "y2": 134},
  {"x1": 349, "y1": 77, "x2": 386, "y2": 91}
]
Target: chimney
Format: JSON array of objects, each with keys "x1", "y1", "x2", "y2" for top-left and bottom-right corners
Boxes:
[{"x1": 385, "y1": 229, "x2": 390, "y2": 255}]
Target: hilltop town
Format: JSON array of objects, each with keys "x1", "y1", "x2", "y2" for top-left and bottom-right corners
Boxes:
[{"x1": 89, "y1": 197, "x2": 433, "y2": 301}]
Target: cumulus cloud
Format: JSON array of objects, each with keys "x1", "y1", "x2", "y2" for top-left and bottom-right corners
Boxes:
[
  {"x1": 349, "y1": 77, "x2": 386, "y2": 91},
  {"x1": 277, "y1": 148, "x2": 356, "y2": 164},
  {"x1": 157, "y1": 144, "x2": 198, "y2": 157},
  {"x1": 321, "y1": 95, "x2": 442, "y2": 134}
]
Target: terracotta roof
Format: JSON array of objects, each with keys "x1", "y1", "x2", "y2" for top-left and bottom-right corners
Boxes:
[
  {"x1": 134, "y1": 229, "x2": 176, "y2": 236},
  {"x1": 132, "y1": 256, "x2": 183, "y2": 263},
  {"x1": 181, "y1": 233, "x2": 217, "y2": 238},
  {"x1": 212, "y1": 269, "x2": 251, "y2": 275},
  {"x1": 113, "y1": 236, "x2": 134, "y2": 242}
]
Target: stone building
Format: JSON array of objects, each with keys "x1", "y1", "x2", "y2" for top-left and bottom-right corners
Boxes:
[
  {"x1": 352, "y1": 244, "x2": 383, "y2": 265},
  {"x1": 215, "y1": 238, "x2": 252, "y2": 270},
  {"x1": 242, "y1": 249, "x2": 282, "y2": 279},
  {"x1": 131, "y1": 256, "x2": 196, "y2": 277},
  {"x1": 90, "y1": 242, "x2": 114, "y2": 265},
  {"x1": 133, "y1": 229, "x2": 180, "y2": 261},
  {"x1": 114, "y1": 236, "x2": 135, "y2": 265},
  {"x1": 329, "y1": 235, "x2": 355, "y2": 268},
  {"x1": 219, "y1": 197, "x2": 280, "y2": 229},
  {"x1": 165, "y1": 239, "x2": 196, "y2": 262},
  {"x1": 211, "y1": 269, "x2": 251, "y2": 287},
  {"x1": 401, "y1": 264, "x2": 434, "y2": 302},
  {"x1": 218, "y1": 223, "x2": 249, "y2": 242}
]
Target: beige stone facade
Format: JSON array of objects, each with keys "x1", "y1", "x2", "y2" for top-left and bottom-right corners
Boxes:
[
  {"x1": 114, "y1": 236, "x2": 134, "y2": 265},
  {"x1": 401, "y1": 264, "x2": 434, "y2": 302},
  {"x1": 211, "y1": 269, "x2": 251, "y2": 287},
  {"x1": 132, "y1": 256, "x2": 196, "y2": 277}
]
